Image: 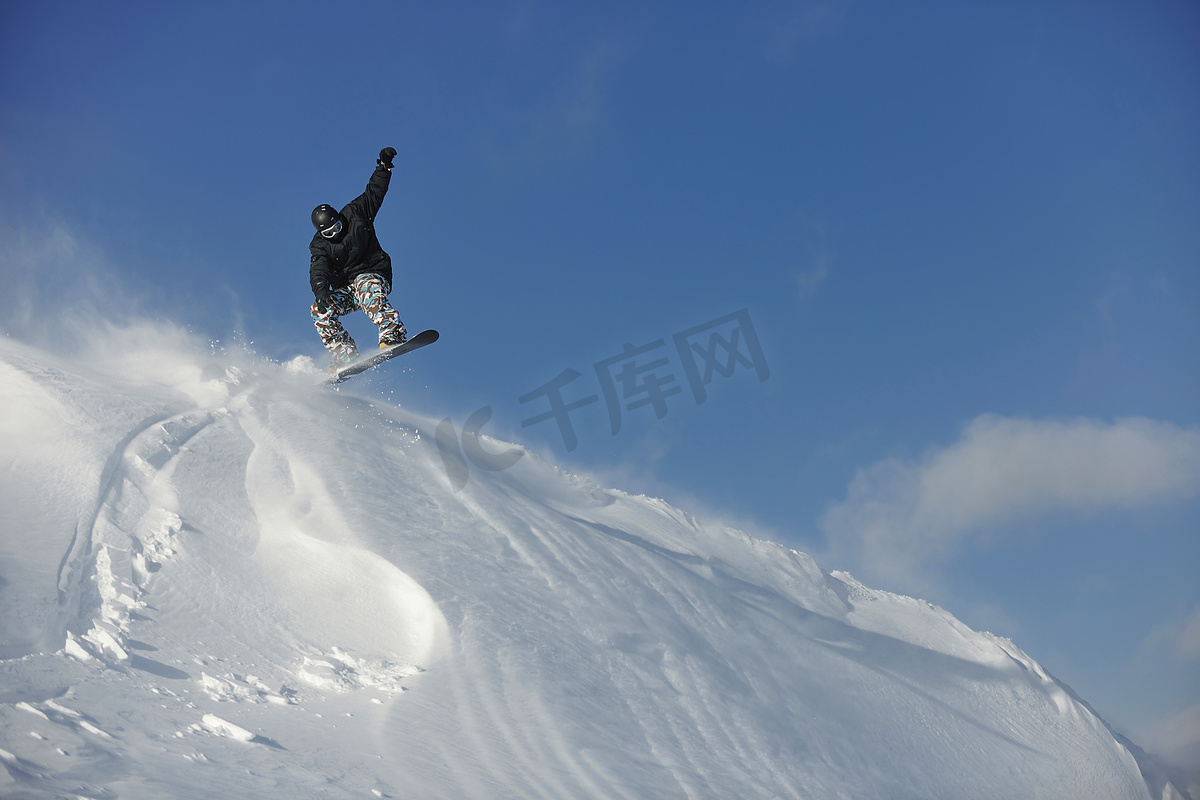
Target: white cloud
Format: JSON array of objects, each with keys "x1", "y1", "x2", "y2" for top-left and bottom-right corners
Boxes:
[
  {"x1": 796, "y1": 252, "x2": 829, "y2": 300},
  {"x1": 479, "y1": 36, "x2": 629, "y2": 173},
  {"x1": 820, "y1": 415, "x2": 1200, "y2": 588},
  {"x1": 1137, "y1": 702, "x2": 1200, "y2": 774},
  {"x1": 1177, "y1": 606, "x2": 1200, "y2": 662},
  {"x1": 755, "y1": 1, "x2": 852, "y2": 62}
]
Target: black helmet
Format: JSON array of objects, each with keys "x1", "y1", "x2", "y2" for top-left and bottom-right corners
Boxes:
[{"x1": 311, "y1": 204, "x2": 344, "y2": 239}]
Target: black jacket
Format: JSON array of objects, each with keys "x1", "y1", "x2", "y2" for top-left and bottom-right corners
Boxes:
[{"x1": 309, "y1": 165, "x2": 393, "y2": 294}]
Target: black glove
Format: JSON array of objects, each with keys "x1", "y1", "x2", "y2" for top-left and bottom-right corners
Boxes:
[
  {"x1": 378, "y1": 147, "x2": 397, "y2": 169},
  {"x1": 314, "y1": 287, "x2": 332, "y2": 314}
]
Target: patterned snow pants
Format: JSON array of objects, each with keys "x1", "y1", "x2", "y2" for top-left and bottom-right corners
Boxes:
[{"x1": 311, "y1": 273, "x2": 405, "y2": 361}]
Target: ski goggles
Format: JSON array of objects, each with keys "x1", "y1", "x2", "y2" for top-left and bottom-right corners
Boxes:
[{"x1": 320, "y1": 219, "x2": 343, "y2": 239}]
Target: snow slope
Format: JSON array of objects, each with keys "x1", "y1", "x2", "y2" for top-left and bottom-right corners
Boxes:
[{"x1": 0, "y1": 328, "x2": 1159, "y2": 799}]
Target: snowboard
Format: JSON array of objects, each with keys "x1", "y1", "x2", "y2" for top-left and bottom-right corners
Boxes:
[{"x1": 319, "y1": 329, "x2": 439, "y2": 385}]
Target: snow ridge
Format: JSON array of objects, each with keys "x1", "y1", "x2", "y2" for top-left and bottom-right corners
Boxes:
[{"x1": 0, "y1": 332, "x2": 1161, "y2": 799}]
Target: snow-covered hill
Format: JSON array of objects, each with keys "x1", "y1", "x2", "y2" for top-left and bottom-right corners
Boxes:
[{"x1": 0, "y1": 328, "x2": 1165, "y2": 798}]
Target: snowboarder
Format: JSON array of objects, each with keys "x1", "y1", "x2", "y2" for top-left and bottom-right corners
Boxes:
[{"x1": 309, "y1": 147, "x2": 407, "y2": 371}]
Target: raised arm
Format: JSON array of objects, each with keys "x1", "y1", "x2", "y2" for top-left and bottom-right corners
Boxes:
[{"x1": 348, "y1": 147, "x2": 397, "y2": 222}]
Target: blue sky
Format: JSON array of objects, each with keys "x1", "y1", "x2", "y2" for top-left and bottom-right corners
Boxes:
[{"x1": 3, "y1": 0, "x2": 1198, "y2": 769}]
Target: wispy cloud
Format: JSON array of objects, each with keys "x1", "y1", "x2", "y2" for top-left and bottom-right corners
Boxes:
[
  {"x1": 479, "y1": 36, "x2": 630, "y2": 173},
  {"x1": 1122, "y1": 606, "x2": 1200, "y2": 775},
  {"x1": 1176, "y1": 605, "x2": 1200, "y2": 662},
  {"x1": 1136, "y1": 701, "x2": 1200, "y2": 774},
  {"x1": 753, "y1": 0, "x2": 852, "y2": 63},
  {"x1": 820, "y1": 414, "x2": 1200, "y2": 591},
  {"x1": 796, "y1": 251, "x2": 829, "y2": 300}
]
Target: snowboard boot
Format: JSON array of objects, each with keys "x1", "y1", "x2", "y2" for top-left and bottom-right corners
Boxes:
[{"x1": 379, "y1": 325, "x2": 408, "y2": 349}]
